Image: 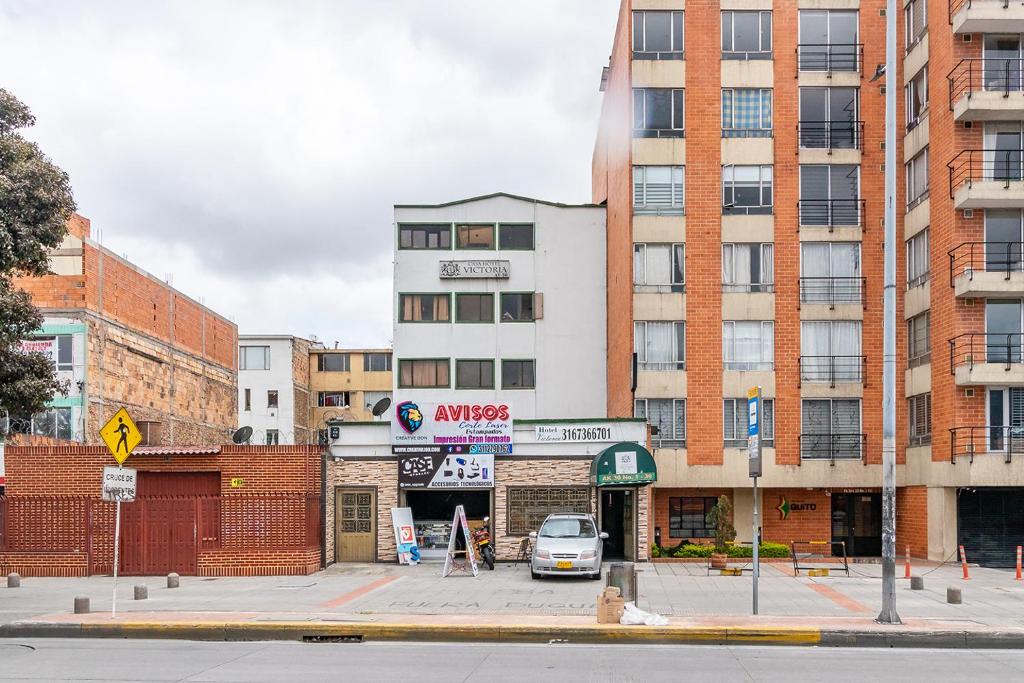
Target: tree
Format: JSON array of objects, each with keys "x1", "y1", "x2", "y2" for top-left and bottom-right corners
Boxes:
[
  {"x1": 0, "y1": 88, "x2": 76, "y2": 421},
  {"x1": 706, "y1": 495, "x2": 736, "y2": 553}
]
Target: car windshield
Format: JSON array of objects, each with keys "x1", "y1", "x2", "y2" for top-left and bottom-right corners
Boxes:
[{"x1": 539, "y1": 518, "x2": 596, "y2": 538}]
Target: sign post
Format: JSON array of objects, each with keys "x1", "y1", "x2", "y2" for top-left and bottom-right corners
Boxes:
[
  {"x1": 99, "y1": 408, "x2": 142, "y2": 618},
  {"x1": 747, "y1": 387, "x2": 763, "y2": 616}
]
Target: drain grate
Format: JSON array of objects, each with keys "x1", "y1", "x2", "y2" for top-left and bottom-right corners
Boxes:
[{"x1": 303, "y1": 635, "x2": 363, "y2": 643}]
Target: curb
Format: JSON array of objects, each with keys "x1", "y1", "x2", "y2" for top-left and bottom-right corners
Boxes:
[{"x1": 3, "y1": 620, "x2": 1024, "y2": 648}]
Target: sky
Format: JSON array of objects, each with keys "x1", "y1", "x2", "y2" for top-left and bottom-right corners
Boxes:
[{"x1": 0, "y1": 0, "x2": 619, "y2": 347}]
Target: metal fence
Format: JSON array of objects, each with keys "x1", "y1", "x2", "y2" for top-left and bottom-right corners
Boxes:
[
  {"x1": 948, "y1": 242, "x2": 1024, "y2": 285},
  {"x1": 799, "y1": 277, "x2": 866, "y2": 307},
  {"x1": 949, "y1": 333, "x2": 1024, "y2": 371},
  {"x1": 950, "y1": 426, "x2": 1024, "y2": 464}
]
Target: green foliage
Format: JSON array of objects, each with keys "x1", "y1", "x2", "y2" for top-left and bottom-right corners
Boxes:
[
  {"x1": 650, "y1": 543, "x2": 661, "y2": 558},
  {"x1": 705, "y1": 495, "x2": 737, "y2": 553},
  {"x1": 673, "y1": 544, "x2": 713, "y2": 558},
  {"x1": 0, "y1": 88, "x2": 74, "y2": 418},
  {"x1": 669, "y1": 542, "x2": 790, "y2": 559}
]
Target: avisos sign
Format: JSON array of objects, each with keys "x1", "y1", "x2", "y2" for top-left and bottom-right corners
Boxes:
[{"x1": 391, "y1": 401, "x2": 512, "y2": 455}]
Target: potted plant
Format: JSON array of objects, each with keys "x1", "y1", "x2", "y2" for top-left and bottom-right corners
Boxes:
[{"x1": 706, "y1": 495, "x2": 736, "y2": 570}]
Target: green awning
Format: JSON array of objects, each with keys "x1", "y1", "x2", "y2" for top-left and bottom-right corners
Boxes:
[{"x1": 590, "y1": 442, "x2": 657, "y2": 486}]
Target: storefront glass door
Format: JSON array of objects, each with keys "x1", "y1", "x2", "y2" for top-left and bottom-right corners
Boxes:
[
  {"x1": 831, "y1": 492, "x2": 881, "y2": 557},
  {"x1": 599, "y1": 489, "x2": 636, "y2": 561}
]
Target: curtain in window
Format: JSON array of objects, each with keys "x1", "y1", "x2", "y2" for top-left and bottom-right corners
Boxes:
[
  {"x1": 733, "y1": 245, "x2": 752, "y2": 285},
  {"x1": 760, "y1": 244, "x2": 774, "y2": 286},
  {"x1": 647, "y1": 245, "x2": 673, "y2": 285},
  {"x1": 633, "y1": 245, "x2": 646, "y2": 285},
  {"x1": 801, "y1": 322, "x2": 830, "y2": 379},
  {"x1": 722, "y1": 244, "x2": 735, "y2": 284},
  {"x1": 722, "y1": 89, "x2": 771, "y2": 137},
  {"x1": 801, "y1": 400, "x2": 830, "y2": 457},
  {"x1": 832, "y1": 321, "x2": 862, "y2": 357},
  {"x1": 645, "y1": 323, "x2": 675, "y2": 365}
]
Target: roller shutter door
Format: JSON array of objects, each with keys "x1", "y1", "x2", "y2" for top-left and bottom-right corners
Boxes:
[{"x1": 957, "y1": 488, "x2": 1024, "y2": 568}]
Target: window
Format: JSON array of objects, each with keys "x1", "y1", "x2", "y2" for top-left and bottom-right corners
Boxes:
[
  {"x1": 267, "y1": 390, "x2": 278, "y2": 409},
  {"x1": 905, "y1": 0, "x2": 927, "y2": 51},
  {"x1": 907, "y1": 229, "x2": 930, "y2": 288},
  {"x1": 906, "y1": 148, "x2": 929, "y2": 208},
  {"x1": 499, "y1": 224, "x2": 534, "y2": 250},
  {"x1": 31, "y1": 407, "x2": 72, "y2": 441},
  {"x1": 137, "y1": 421, "x2": 162, "y2": 446},
  {"x1": 799, "y1": 87, "x2": 859, "y2": 149},
  {"x1": 400, "y1": 294, "x2": 450, "y2": 323},
  {"x1": 721, "y1": 89, "x2": 772, "y2": 138},
  {"x1": 800, "y1": 321, "x2": 863, "y2": 382},
  {"x1": 724, "y1": 398, "x2": 774, "y2": 447},
  {"x1": 502, "y1": 360, "x2": 536, "y2": 389},
  {"x1": 239, "y1": 345, "x2": 270, "y2": 370},
  {"x1": 908, "y1": 393, "x2": 932, "y2": 446},
  {"x1": 722, "y1": 243, "x2": 774, "y2": 292},
  {"x1": 634, "y1": 244, "x2": 685, "y2": 290},
  {"x1": 455, "y1": 360, "x2": 494, "y2": 389},
  {"x1": 455, "y1": 224, "x2": 495, "y2": 250},
  {"x1": 399, "y1": 223, "x2": 451, "y2": 250},
  {"x1": 634, "y1": 321, "x2": 685, "y2": 370},
  {"x1": 635, "y1": 398, "x2": 686, "y2": 445},
  {"x1": 318, "y1": 391, "x2": 350, "y2": 407},
  {"x1": 244, "y1": 388, "x2": 251, "y2": 412},
  {"x1": 398, "y1": 359, "x2": 450, "y2": 388},
  {"x1": 983, "y1": 35, "x2": 1024, "y2": 92},
  {"x1": 266, "y1": 429, "x2": 279, "y2": 446},
  {"x1": 23, "y1": 334, "x2": 74, "y2": 371},
  {"x1": 316, "y1": 353, "x2": 350, "y2": 372},
  {"x1": 800, "y1": 242, "x2": 862, "y2": 304},
  {"x1": 798, "y1": 10, "x2": 859, "y2": 72},
  {"x1": 722, "y1": 165, "x2": 773, "y2": 214},
  {"x1": 799, "y1": 164, "x2": 860, "y2": 226},
  {"x1": 985, "y1": 299, "x2": 1024, "y2": 363},
  {"x1": 722, "y1": 10, "x2": 772, "y2": 59},
  {"x1": 906, "y1": 67, "x2": 928, "y2": 130},
  {"x1": 908, "y1": 312, "x2": 931, "y2": 367},
  {"x1": 363, "y1": 353, "x2": 392, "y2": 372},
  {"x1": 633, "y1": 166, "x2": 685, "y2": 215},
  {"x1": 455, "y1": 293, "x2": 494, "y2": 323},
  {"x1": 985, "y1": 210, "x2": 1024, "y2": 272},
  {"x1": 986, "y1": 387, "x2": 1024, "y2": 451},
  {"x1": 633, "y1": 88, "x2": 685, "y2": 137},
  {"x1": 669, "y1": 497, "x2": 717, "y2": 538},
  {"x1": 507, "y1": 487, "x2": 590, "y2": 536},
  {"x1": 983, "y1": 122, "x2": 1024, "y2": 182},
  {"x1": 500, "y1": 293, "x2": 536, "y2": 322},
  {"x1": 801, "y1": 399, "x2": 862, "y2": 460},
  {"x1": 633, "y1": 10, "x2": 684, "y2": 59},
  {"x1": 723, "y1": 321, "x2": 775, "y2": 371}
]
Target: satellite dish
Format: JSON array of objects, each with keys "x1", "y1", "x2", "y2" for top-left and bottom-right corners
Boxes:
[
  {"x1": 371, "y1": 397, "x2": 392, "y2": 417},
  {"x1": 231, "y1": 426, "x2": 253, "y2": 445}
]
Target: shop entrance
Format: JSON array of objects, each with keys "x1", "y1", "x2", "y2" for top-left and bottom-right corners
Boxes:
[
  {"x1": 598, "y1": 488, "x2": 635, "y2": 561},
  {"x1": 831, "y1": 492, "x2": 882, "y2": 557},
  {"x1": 335, "y1": 488, "x2": 377, "y2": 563},
  {"x1": 405, "y1": 489, "x2": 491, "y2": 561}
]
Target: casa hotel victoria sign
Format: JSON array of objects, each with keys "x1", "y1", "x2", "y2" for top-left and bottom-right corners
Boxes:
[{"x1": 438, "y1": 260, "x2": 510, "y2": 279}]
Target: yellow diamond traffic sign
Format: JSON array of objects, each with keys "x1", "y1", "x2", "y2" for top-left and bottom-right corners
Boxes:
[{"x1": 99, "y1": 408, "x2": 142, "y2": 465}]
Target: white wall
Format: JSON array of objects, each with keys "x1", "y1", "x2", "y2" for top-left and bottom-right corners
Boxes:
[
  {"x1": 238, "y1": 337, "x2": 297, "y2": 444},
  {"x1": 393, "y1": 195, "x2": 607, "y2": 419}
]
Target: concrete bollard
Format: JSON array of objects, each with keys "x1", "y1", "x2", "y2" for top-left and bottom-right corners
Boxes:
[
  {"x1": 167, "y1": 573, "x2": 179, "y2": 589},
  {"x1": 134, "y1": 584, "x2": 148, "y2": 600},
  {"x1": 7, "y1": 573, "x2": 20, "y2": 588},
  {"x1": 74, "y1": 596, "x2": 90, "y2": 614},
  {"x1": 947, "y1": 587, "x2": 962, "y2": 604},
  {"x1": 910, "y1": 575, "x2": 924, "y2": 591}
]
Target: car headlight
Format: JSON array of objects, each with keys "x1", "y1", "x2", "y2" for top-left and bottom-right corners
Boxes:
[
  {"x1": 535, "y1": 549, "x2": 551, "y2": 560},
  {"x1": 579, "y1": 550, "x2": 596, "y2": 561}
]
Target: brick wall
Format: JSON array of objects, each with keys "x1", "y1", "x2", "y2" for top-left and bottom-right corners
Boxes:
[
  {"x1": 761, "y1": 488, "x2": 832, "y2": 547},
  {"x1": 652, "y1": 488, "x2": 732, "y2": 548},
  {"x1": 896, "y1": 485, "x2": 928, "y2": 559}
]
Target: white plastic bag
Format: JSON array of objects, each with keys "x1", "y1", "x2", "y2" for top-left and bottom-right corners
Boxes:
[{"x1": 620, "y1": 602, "x2": 668, "y2": 626}]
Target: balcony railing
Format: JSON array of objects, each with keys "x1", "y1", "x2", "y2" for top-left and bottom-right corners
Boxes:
[
  {"x1": 799, "y1": 277, "x2": 866, "y2": 307},
  {"x1": 799, "y1": 433, "x2": 866, "y2": 464},
  {"x1": 799, "y1": 355, "x2": 867, "y2": 386},
  {"x1": 949, "y1": 425, "x2": 1024, "y2": 463},
  {"x1": 948, "y1": 149, "x2": 1024, "y2": 197},
  {"x1": 797, "y1": 44, "x2": 864, "y2": 73},
  {"x1": 948, "y1": 58, "x2": 1024, "y2": 107},
  {"x1": 798, "y1": 199, "x2": 864, "y2": 229},
  {"x1": 949, "y1": 332, "x2": 1024, "y2": 371},
  {"x1": 798, "y1": 121, "x2": 864, "y2": 150},
  {"x1": 948, "y1": 241, "x2": 1024, "y2": 285}
]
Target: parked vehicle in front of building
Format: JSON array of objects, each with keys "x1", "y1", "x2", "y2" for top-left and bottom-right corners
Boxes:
[
  {"x1": 529, "y1": 513, "x2": 607, "y2": 580},
  {"x1": 472, "y1": 516, "x2": 496, "y2": 570}
]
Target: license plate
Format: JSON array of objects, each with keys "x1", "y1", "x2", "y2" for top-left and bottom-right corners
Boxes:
[{"x1": 556, "y1": 560, "x2": 572, "y2": 569}]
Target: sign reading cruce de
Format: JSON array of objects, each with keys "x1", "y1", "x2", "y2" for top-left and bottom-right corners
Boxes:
[
  {"x1": 590, "y1": 442, "x2": 657, "y2": 486},
  {"x1": 102, "y1": 466, "x2": 137, "y2": 502}
]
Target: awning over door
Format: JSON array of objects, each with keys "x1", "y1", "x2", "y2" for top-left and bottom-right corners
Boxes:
[{"x1": 590, "y1": 442, "x2": 657, "y2": 486}]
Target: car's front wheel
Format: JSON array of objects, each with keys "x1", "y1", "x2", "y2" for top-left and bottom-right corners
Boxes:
[{"x1": 531, "y1": 569, "x2": 542, "y2": 580}]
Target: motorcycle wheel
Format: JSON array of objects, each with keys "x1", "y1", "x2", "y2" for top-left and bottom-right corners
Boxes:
[{"x1": 483, "y1": 545, "x2": 495, "y2": 570}]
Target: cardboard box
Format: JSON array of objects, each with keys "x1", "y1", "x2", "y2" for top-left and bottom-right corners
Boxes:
[{"x1": 596, "y1": 586, "x2": 625, "y2": 624}]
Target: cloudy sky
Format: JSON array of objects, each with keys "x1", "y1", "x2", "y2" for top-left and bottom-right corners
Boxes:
[{"x1": 0, "y1": 1, "x2": 618, "y2": 347}]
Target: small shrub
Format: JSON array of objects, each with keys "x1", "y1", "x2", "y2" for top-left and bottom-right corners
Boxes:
[
  {"x1": 672, "y1": 544, "x2": 713, "y2": 558},
  {"x1": 651, "y1": 543, "x2": 662, "y2": 558}
]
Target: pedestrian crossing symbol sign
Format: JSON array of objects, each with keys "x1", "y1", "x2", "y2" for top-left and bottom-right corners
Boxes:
[{"x1": 99, "y1": 408, "x2": 142, "y2": 465}]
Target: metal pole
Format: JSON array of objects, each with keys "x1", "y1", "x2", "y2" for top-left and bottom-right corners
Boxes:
[
  {"x1": 111, "y1": 497, "x2": 121, "y2": 618},
  {"x1": 752, "y1": 474, "x2": 759, "y2": 615},
  {"x1": 878, "y1": 0, "x2": 901, "y2": 625}
]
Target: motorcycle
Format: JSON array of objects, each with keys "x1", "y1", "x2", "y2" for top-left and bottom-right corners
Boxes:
[{"x1": 472, "y1": 516, "x2": 496, "y2": 570}]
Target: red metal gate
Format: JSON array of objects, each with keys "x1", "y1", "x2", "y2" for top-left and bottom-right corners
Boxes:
[{"x1": 118, "y1": 497, "x2": 198, "y2": 575}]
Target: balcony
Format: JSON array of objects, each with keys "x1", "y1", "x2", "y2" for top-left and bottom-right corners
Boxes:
[
  {"x1": 799, "y1": 277, "x2": 866, "y2": 308},
  {"x1": 799, "y1": 356, "x2": 866, "y2": 387},
  {"x1": 799, "y1": 433, "x2": 866, "y2": 465},
  {"x1": 950, "y1": 0, "x2": 1024, "y2": 35},
  {"x1": 798, "y1": 121, "x2": 864, "y2": 151},
  {"x1": 948, "y1": 242, "x2": 1024, "y2": 297},
  {"x1": 948, "y1": 150, "x2": 1024, "y2": 209},
  {"x1": 948, "y1": 59, "x2": 1024, "y2": 121},
  {"x1": 798, "y1": 199, "x2": 864, "y2": 230},
  {"x1": 949, "y1": 333, "x2": 1024, "y2": 385},
  {"x1": 949, "y1": 425, "x2": 1024, "y2": 463},
  {"x1": 796, "y1": 44, "x2": 863, "y2": 74}
]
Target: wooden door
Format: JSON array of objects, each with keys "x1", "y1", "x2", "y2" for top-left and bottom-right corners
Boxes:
[{"x1": 335, "y1": 488, "x2": 376, "y2": 562}]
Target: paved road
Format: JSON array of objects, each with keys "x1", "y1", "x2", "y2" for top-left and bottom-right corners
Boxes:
[{"x1": 1, "y1": 640, "x2": 1024, "y2": 682}]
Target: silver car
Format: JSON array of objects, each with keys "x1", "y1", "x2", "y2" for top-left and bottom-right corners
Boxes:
[{"x1": 529, "y1": 513, "x2": 607, "y2": 580}]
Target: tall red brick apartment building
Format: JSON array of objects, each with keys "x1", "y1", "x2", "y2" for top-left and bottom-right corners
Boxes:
[{"x1": 594, "y1": 0, "x2": 1024, "y2": 567}]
